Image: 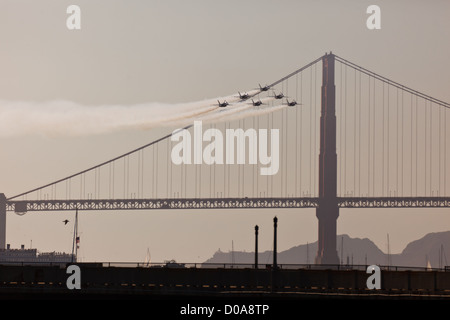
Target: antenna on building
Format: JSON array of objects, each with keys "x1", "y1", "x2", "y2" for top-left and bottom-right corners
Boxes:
[
  {"x1": 144, "y1": 248, "x2": 151, "y2": 266},
  {"x1": 254, "y1": 225, "x2": 259, "y2": 269}
]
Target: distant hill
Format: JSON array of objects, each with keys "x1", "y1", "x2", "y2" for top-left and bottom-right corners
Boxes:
[
  {"x1": 203, "y1": 232, "x2": 450, "y2": 268},
  {"x1": 393, "y1": 231, "x2": 450, "y2": 268}
]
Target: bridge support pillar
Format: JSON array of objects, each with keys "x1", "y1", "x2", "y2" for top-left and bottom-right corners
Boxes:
[
  {"x1": 315, "y1": 52, "x2": 339, "y2": 265},
  {"x1": 315, "y1": 202, "x2": 339, "y2": 265},
  {"x1": 0, "y1": 194, "x2": 6, "y2": 250}
]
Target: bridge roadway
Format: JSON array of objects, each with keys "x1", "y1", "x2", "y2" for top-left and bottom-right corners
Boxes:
[
  {"x1": 1, "y1": 263, "x2": 450, "y2": 300},
  {"x1": 7, "y1": 197, "x2": 450, "y2": 213}
]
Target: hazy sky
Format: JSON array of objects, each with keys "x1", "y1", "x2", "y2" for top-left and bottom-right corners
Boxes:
[{"x1": 0, "y1": 0, "x2": 449, "y2": 264}]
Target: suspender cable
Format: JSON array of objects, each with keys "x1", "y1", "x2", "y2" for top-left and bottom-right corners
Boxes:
[
  {"x1": 310, "y1": 67, "x2": 313, "y2": 195},
  {"x1": 210, "y1": 124, "x2": 213, "y2": 198},
  {"x1": 400, "y1": 90, "x2": 405, "y2": 197},
  {"x1": 344, "y1": 64, "x2": 348, "y2": 195},
  {"x1": 281, "y1": 104, "x2": 284, "y2": 197},
  {"x1": 183, "y1": 135, "x2": 186, "y2": 198},
  {"x1": 396, "y1": 88, "x2": 399, "y2": 196},
  {"x1": 439, "y1": 106, "x2": 442, "y2": 195},
  {"x1": 167, "y1": 138, "x2": 170, "y2": 198},
  {"x1": 300, "y1": 72, "x2": 303, "y2": 196},
  {"x1": 339, "y1": 62, "x2": 343, "y2": 195},
  {"x1": 373, "y1": 77, "x2": 376, "y2": 196},
  {"x1": 387, "y1": 84, "x2": 390, "y2": 196},
  {"x1": 314, "y1": 63, "x2": 318, "y2": 196},
  {"x1": 295, "y1": 74, "x2": 298, "y2": 196},
  {"x1": 170, "y1": 138, "x2": 173, "y2": 197},
  {"x1": 368, "y1": 75, "x2": 371, "y2": 196},
  {"x1": 195, "y1": 147, "x2": 198, "y2": 198},
  {"x1": 444, "y1": 108, "x2": 447, "y2": 195},
  {"x1": 224, "y1": 122, "x2": 227, "y2": 197},
  {"x1": 359, "y1": 71, "x2": 362, "y2": 196},
  {"x1": 180, "y1": 147, "x2": 184, "y2": 198},
  {"x1": 112, "y1": 162, "x2": 115, "y2": 199},
  {"x1": 127, "y1": 155, "x2": 130, "y2": 198},
  {"x1": 415, "y1": 95, "x2": 418, "y2": 196},
  {"x1": 271, "y1": 112, "x2": 274, "y2": 196},
  {"x1": 285, "y1": 78, "x2": 288, "y2": 195},
  {"x1": 238, "y1": 120, "x2": 241, "y2": 197},
  {"x1": 354, "y1": 68, "x2": 357, "y2": 196},
  {"x1": 137, "y1": 150, "x2": 140, "y2": 199},
  {"x1": 425, "y1": 99, "x2": 428, "y2": 196},
  {"x1": 382, "y1": 82, "x2": 385, "y2": 196},
  {"x1": 411, "y1": 94, "x2": 413, "y2": 197},
  {"x1": 227, "y1": 122, "x2": 230, "y2": 197},
  {"x1": 141, "y1": 149, "x2": 144, "y2": 198},
  {"x1": 430, "y1": 102, "x2": 433, "y2": 195},
  {"x1": 267, "y1": 113, "x2": 270, "y2": 196},
  {"x1": 199, "y1": 128, "x2": 202, "y2": 198},
  {"x1": 152, "y1": 147, "x2": 155, "y2": 198},
  {"x1": 213, "y1": 123, "x2": 216, "y2": 198},
  {"x1": 285, "y1": 91, "x2": 288, "y2": 196},
  {"x1": 253, "y1": 117, "x2": 256, "y2": 198}
]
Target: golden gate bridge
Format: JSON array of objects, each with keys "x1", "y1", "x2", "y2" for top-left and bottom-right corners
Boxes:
[{"x1": 1, "y1": 52, "x2": 449, "y2": 265}]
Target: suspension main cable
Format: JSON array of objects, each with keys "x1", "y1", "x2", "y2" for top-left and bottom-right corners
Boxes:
[
  {"x1": 335, "y1": 55, "x2": 450, "y2": 109},
  {"x1": 7, "y1": 125, "x2": 193, "y2": 200}
]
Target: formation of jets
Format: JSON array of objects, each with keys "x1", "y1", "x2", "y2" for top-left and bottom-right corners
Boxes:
[{"x1": 217, "y1": 83, "x2": 300, "y2": 109}]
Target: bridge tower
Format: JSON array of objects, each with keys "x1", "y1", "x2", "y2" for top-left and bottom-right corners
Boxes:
[
  {"x1": 315, "y1": 52, "x2": 340, "y2": 265},
  {"x1": 0, "y1": 194, "x2": 6, "y2": 249}
]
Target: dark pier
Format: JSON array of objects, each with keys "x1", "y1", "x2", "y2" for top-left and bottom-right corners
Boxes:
[{"x1": 1, "y1": 264, "x2": 450, "y2": 300}]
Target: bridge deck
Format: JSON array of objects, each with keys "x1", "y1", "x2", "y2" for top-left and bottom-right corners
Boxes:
[{"x1": 6, "y1": 197, "x2": 450, "y2": 212}]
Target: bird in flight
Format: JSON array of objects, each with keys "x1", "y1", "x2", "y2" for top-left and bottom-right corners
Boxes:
[{"x1": 63, "y1": 219, "x2": 69, "y2": 225}]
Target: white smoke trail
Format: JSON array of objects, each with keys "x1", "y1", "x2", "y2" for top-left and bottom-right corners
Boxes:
[
  {"x1": 0, "y1": 99, "x2": 219, "y2": 137},
  {"x1": 197, "y1": 102, "x2": 254, "y2": 123},
  {"x1": 0, "y1": 93, "x2": 285, "y2": 137}
]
